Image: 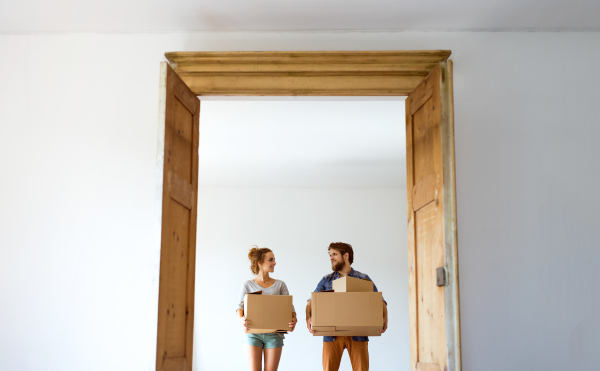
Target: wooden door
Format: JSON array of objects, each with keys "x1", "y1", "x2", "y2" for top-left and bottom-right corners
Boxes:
[
  {"x1": 405, "y1": 62, "x2": 461, "y2": 371},
  {"x1": 155, "y1": 62, "x2": 200, "y2": 371}
]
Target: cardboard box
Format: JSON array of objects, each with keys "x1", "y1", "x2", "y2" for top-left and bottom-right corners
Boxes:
[
  {"x1": 332, "y1": 275, "x2": 374, "y2": 292},
  {"x1": 311, "y1": 291, "x2": 383, "y2": 336},
  {"x1": 244, "y1": 291, "x2": 293, "y2": 333}
]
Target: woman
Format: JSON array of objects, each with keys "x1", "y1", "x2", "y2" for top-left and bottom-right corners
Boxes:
[{"x1": 236, "y1": 246, "x2": 297, "y2": 371}]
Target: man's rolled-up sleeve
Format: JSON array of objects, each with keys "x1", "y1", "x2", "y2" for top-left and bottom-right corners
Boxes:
[{"x1": 308, "y1": 277, "x2": 328, "y2": 301}]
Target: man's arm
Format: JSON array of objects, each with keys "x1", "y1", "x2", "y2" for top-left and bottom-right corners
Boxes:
[
  {"x1": 365, "y1": 274, "x2": 388, "y2": 333},
  {"x1": 305, "y1": 277, "x2": 328, "y2": 334}
]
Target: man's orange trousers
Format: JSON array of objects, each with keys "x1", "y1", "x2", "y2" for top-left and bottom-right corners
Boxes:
[{"x1": 322, "y1": 336, "x2": 369, "y2": 371}]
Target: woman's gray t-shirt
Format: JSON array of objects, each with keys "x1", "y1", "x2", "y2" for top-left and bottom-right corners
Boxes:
[{"x1": 237, "y1": 279, "x2": 295, "y2": 313}]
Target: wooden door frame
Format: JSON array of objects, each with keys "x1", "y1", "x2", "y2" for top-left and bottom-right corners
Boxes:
[{"x1": 159, "y1": 50, "x2": 461, "y2": 371}]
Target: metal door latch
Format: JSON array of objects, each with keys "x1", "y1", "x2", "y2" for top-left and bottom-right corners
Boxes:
[{"x1": 436, "y1": 267, "x2": 448, "y2": 286}]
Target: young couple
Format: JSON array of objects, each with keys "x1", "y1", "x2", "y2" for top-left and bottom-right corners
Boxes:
[{"x1": 236, "y1": 242, "x2": 388, "y2": 371}]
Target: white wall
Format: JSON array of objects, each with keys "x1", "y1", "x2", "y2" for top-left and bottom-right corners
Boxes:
[
  {"x1": 1, "y1": 31, "x2": 599, "y2": 371},
  {"x1": 196, "y1": 100, "x2": 406, "y2": 188},
  {"x1": 194, "y1": 188, "x2": 407, "y2": 371}
]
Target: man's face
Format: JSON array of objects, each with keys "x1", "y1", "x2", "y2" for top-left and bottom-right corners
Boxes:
[{"x1": 329, "y1": 249, "x2": 347, "y2": 272}]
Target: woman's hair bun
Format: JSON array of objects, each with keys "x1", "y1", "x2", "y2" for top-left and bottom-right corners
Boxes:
[{"x1": 248, "y1": 245, "x2": 259, "y2": 260}]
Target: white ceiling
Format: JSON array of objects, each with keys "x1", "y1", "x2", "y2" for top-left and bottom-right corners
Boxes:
[
  {"x1": 198, "y1": 99, "x2": 406, "y2": 188},
  {"x1": 2, "y1": 0, "x2": 600, "y2": 32}
]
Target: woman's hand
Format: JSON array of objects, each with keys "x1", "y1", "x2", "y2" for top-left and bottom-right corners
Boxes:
[
  {"x1": 289, "y1": 313, "x2": 298, "y2": 332},
  {"x1": 239, "y1": 316, "x2": 250, "y2": 332}
]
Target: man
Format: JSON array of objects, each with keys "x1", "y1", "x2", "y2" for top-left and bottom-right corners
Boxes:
[{"x1": 306, "y1": 242, "x2": 388, "y2": 371}]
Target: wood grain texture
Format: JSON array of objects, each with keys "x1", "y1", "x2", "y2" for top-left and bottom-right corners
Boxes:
[
  {"x1": 410, "y1": 77, "x2": 434, "y2": 115},
  {"x1": 440, "y1": 60, "x2": 462, "y2": 371},
  {"x1": 405, "y1": 96, "x2": 419, "y2": 371},
  {"x1": 162, "y1": 357, "x2": 187, "y2": 371},
  {"x1": 406, "y1": 64, "x2": 453, "y2": 371},
  {"x1": 416, "y1": 203, "x2": 446, "y2": 366},
  {"x1": 165, "y1": 51, "x2": 451, "y2": 96},
  {"x1": 416, "y1": 362, "x2": 442, "y2": 371},
  {"x1": 412, "y1": 173, "x2": 437, "y2": 212},
  {"x1": 156, "y1": 62, "x2": 200, "y2": 371},
  {"x1": 168, "y1": 170, "x2": 194, "y2": 210}
]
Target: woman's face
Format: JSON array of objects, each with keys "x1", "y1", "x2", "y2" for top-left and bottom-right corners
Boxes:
[{"x1": 259, "y1": 252, "x2": 276, "y2": 273}]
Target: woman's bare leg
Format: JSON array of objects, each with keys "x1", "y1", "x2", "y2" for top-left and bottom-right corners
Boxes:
[
  {"x1": 264, "y1": 347, "x2": 283, "y2": 371},
  {"x1": 243, "y1": 344, "x2": 263, "y2": 371}
]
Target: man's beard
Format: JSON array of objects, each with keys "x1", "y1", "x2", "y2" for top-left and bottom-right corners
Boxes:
[{"x1": 331, "y1": 260, "x2": 345, "y2": 272}]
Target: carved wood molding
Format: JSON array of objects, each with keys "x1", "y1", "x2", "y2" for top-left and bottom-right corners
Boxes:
[{"x1": 165, "y1": 51, "x2": 451, "y2": 96}]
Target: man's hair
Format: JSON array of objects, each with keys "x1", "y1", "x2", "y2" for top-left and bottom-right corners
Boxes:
[{"x1": 328, "y1": 242, "x2": 354, "y2": 265}]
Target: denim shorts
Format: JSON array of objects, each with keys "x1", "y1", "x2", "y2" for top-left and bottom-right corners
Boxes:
[{"x1": 243, "y1": 333, "x2": 284, "y2": 349}]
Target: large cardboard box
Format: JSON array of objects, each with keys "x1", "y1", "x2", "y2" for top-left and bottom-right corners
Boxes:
[
  {"x1": 311, "y1": 291, "x2": 383, "y2": 336},
  {"x1": 244, "y1": 292, "x2": 293, "y2": 333},
  {"x1": 332, "y1": 276, "x2": 374, "y2": 292}
]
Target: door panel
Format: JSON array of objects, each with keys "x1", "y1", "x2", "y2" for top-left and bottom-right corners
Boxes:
[
  {"x1": 416, "y1": 202, "x2": 445, "y2": 364},
  {"x1": 156, "y1": 62, "x2": 200, "y2": 371},
  {"x1": 406, "y1": 62, "x2": 460, "y2": 371}
]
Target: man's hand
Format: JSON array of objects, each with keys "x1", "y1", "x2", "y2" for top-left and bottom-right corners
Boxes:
[
  {"x1": 306, "y1": 300, "x2": 315, "y2": 333},
  {"x1": 378, "y1": 302, "x2": 388, "y2": 334},
  {"x1": 378, "y1": 317, "x2": 388, "y2": 334},
  {"x1": 307, "y1": 317, "x2": 316, "y2": 334}
]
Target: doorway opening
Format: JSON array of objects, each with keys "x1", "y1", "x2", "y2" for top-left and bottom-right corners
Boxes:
[{"x1": 194, "y1": 98, "x2": 408, "y2": 370}]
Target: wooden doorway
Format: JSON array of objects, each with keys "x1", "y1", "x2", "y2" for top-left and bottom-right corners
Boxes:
[{"x1": 155, "y1": 51, "x2": 460, "y2": 371}]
